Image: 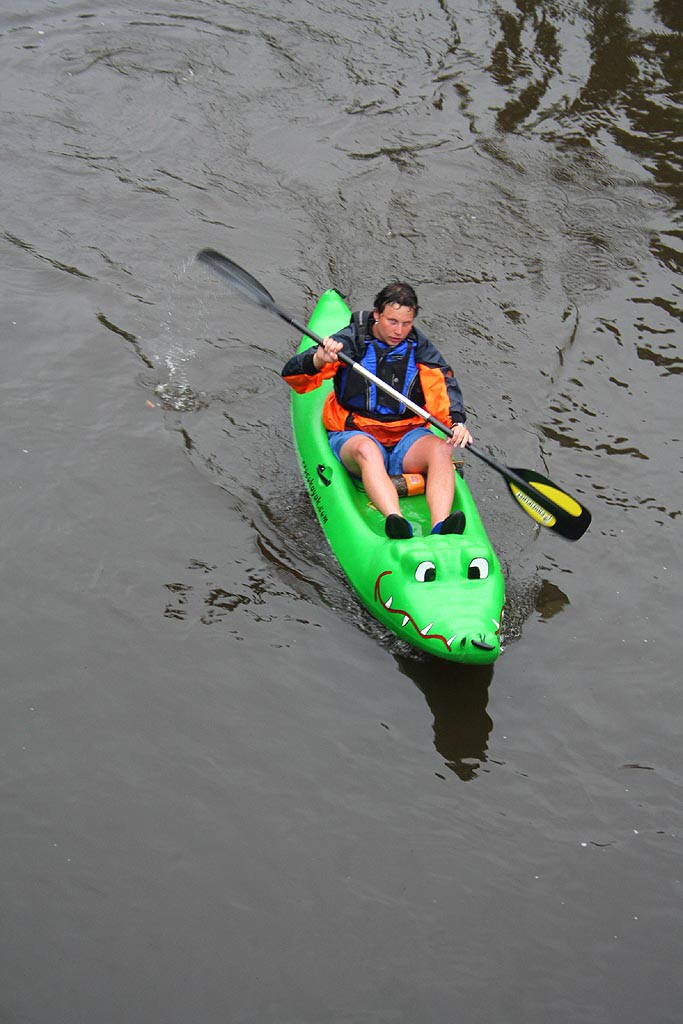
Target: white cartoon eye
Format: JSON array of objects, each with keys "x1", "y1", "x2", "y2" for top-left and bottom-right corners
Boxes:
[
  {"x1": 415, "y1": 560, "x2": 436, "y2": 583},
  {"x1": 468, "y1": 557, "x2": 489, "y2": 580}
]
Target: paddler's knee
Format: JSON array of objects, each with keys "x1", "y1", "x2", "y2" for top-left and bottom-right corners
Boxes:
[{"x1": 352, "y1": 436, "x2": 384, "y2": 465}]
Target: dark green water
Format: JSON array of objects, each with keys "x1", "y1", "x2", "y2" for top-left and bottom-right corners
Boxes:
[{"x1": 1, "y1": 2, "x2": 680, "y2": 1021}]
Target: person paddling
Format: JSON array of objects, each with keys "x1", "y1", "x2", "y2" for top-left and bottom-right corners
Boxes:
[{"x1": 282, "y1": 282, "x2": 472, "y2": 538}]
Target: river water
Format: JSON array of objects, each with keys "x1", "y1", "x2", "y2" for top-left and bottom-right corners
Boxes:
[{"x1": 1, "y1": 2, "x2": 681, "y2": 1021}]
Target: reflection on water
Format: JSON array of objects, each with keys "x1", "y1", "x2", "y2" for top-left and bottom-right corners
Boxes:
[
  {"x1": 501, "y1": 571, "x2": 570, "y2": 646},
  {"x1": 1, "y1": 0, "x2": 682, "y2": 1020},
  {"x1": 395, "y1": 654, "x2": 494, "y2": 782},
  {"x1": 391, "y1": 575, "x2": 569, "y2": 781},
  {"x1": 534, "y1": 578, "x2": 570, "y2": 621},
  {"x1": 484, "y1": 0, "x2": 682, "y2": 217}
]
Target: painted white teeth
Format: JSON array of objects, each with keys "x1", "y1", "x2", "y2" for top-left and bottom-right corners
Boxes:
[
  {"x1": 402, "y1": 615, "x2": 410, "y2": 627},
  {"x1": 446, "y1": 635, "x2": 457, "y2": 649},
  {"x1": 493, "y1": 618, "x2": 500, "y2": 630},
  {"x1": 421, "y1": 623, "x2": 434, "y2": 636},
  {"x1": 385, "y1": 596, "x2": 393, "y2": 608}
]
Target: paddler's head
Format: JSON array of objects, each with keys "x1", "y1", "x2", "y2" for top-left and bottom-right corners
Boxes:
[{"x1": 372, "y1": 283, "x2": 419, "y2": 347}]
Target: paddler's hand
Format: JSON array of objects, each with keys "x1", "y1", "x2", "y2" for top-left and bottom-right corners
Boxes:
[
  {"x1": 312, "y1": 337, "x2": 343, "y2": 370},
  {"x1": 449, "y1": 422, "x2": 473, "y2": 448}
]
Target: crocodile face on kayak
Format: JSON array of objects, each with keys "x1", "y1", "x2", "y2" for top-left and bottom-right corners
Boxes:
[{"x1": 371, "y1": 537, "x2": 504, "y2": 663}]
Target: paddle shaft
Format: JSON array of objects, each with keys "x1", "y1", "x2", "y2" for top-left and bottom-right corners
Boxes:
[{"x1": 195, "y1": 249, "x2": 590, "y2": 539}]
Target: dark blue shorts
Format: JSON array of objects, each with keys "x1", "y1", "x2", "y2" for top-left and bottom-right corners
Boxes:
[{"x1": 327, "y1": 426, "x2": 434, "y2": 477}]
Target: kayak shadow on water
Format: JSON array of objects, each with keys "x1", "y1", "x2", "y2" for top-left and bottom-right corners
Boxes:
[{"x1": 393, "y1": 653, "x2": 495, "y2": 782}]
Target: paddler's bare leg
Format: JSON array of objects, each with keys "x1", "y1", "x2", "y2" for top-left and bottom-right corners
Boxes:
[
  {"x1": 402, "y1": 435, "x2": 456, "y2": 529},
  {"x1": 339, "y1": 435, "x2": 411, "y2": 537}
]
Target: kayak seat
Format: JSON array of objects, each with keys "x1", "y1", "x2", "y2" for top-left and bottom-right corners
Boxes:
[{"x1": 351, "y1": 459, "x2": 464, "y2": 495}]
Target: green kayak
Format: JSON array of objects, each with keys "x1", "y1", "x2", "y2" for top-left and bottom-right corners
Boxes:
[{"x1": 290, "y1": 288, "x2": 505, "y2": 665}]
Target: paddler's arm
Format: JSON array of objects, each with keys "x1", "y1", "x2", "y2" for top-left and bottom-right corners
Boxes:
[
  {"x1": 281, "y1": 337, "x2": 344, "y2": 393},
  {"x1": 443, "y1": 378, "x2": 473, "y2": 448},
  {"x1": 415, "y1": 335, "x2": 473, "y2": 449}
]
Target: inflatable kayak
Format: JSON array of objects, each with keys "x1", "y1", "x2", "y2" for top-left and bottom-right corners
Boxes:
[{"x1": 290, "y1": 288, "x2": 505, "y2": 665}]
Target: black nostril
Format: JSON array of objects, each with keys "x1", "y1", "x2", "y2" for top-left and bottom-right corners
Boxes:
[{"x1": 471, "y1": 637, "x2": 496, "y2": 651}]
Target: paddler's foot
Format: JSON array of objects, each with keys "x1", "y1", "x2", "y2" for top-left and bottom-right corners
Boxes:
[
  {"x1": 385, "y1": 514, "x2": 413, "y2": 540},
  {"x1": 431, "y1": 511, "x2": 466, "y2": 535}
]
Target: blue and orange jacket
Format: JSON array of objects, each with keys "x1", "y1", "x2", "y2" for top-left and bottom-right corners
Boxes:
[{"x1": 281, "y1": 316, "x2": 466, "y2": 447}]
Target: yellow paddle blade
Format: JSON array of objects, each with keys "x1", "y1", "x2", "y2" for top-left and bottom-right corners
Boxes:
[
  {"x1": 529, "y1": 481, "x2": 583, "y2": 517},
  {"x1": 510, "y1": 484, "x2": 557, "y2": 527},
  {"x1": 510, "y1": 480, "x2": 584, "y2": 527}
]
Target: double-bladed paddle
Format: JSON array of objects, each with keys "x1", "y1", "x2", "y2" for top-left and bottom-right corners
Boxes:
[{"x1": 196, "y1": 248, "x2": 591, "y2": 541}]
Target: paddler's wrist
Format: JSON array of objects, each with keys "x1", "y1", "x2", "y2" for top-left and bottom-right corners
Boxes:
[{"x1": 306, "y1": 347, "x2": 323, "y2": 372}]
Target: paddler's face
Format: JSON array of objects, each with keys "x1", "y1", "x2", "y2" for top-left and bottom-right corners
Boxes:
[{"x1": 372, "y1": 303, "x2": 415, "y2": 346}]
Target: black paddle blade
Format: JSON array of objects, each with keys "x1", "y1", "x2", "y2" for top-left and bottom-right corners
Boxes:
[
  {"x1": 196, "y1": 249, "x2": 277, "y2": 313},
  {"x1": 507, "y1": 468, "x2": 591, "y2": 541}
]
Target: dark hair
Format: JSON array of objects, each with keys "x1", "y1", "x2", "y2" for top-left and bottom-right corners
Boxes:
[{"x1": 373, "y1": 282, "x2": 419, "y2": 316}]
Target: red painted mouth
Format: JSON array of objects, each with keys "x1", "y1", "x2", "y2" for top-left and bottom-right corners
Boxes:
[{"x1": 374, "y1": 570, "x2": 454, "y2": 652}]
